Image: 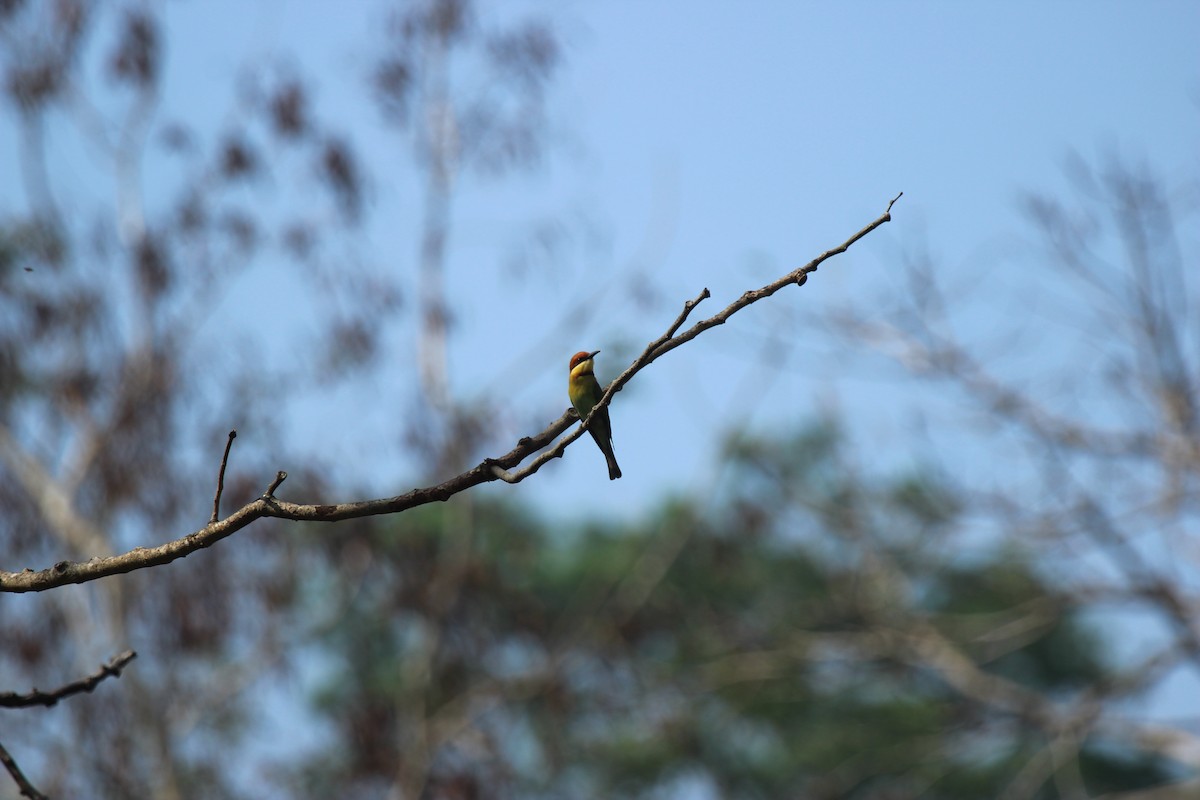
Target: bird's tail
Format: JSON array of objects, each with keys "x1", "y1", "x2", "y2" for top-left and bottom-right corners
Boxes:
[{"x1": 606, "y1": 452, "x2": 622, "y2": 481}]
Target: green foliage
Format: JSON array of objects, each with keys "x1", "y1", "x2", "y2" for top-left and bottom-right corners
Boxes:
[{"x1": 290, "y1": 422, "x2": 1180, "y2": 799}]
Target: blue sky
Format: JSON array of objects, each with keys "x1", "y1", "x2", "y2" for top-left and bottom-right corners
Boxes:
[
  {"x1": 3, "y1": 1, "x2": 1196, "y2": 515},
  {"x1": 253, "y1": 1, "x2": 1195, "y2": 518}
]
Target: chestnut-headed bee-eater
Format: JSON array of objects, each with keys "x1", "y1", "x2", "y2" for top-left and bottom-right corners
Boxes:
[{"x1": 568, "y1": 350, "x2": 622, "y2": 480}]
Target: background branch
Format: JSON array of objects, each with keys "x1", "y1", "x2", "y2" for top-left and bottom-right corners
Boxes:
[
  {"x1": 0, "y1": 742, "x2": 47, "y2": 800},
  {"x1": 0, "y1": 651, "x2": 137, "y2": 799},
  {"x1": 0, "y1": 651, "x2": 138, "y2": 708}
]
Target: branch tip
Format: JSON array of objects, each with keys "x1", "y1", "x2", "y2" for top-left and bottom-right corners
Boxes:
[{"x1": 264, "y1": 471, "x2": 287, "y2": 497}]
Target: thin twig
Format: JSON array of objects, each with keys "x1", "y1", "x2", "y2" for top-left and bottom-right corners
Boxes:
[
  {"x1": 264, "y1": 471, "x2": 288, "y2": 498},
  {"x1": 209, "y1": 430, "x2": 237, "y2": 524},
  {"x1": 0, "y1": 742, "x2": 47, "y2": 800},
  {"x1": 0, "y1": 650, "x2": 138, "y2": 708}
]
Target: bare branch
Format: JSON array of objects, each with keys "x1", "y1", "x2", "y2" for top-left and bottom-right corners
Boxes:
[
  {"x1": 0, "y1": 651, "x2": 138, "y2": 708},
  {"x1": 486, "y1": 193, "x2": 901, "y2": 483},
  {"x1": 577, "y1": 193, "x2": 902, "y2": 455},
  {"x1": 0, "y1": 411, "x2": 571, "y2": 592},
  {"x1": 209, "y1": 430, "x2": 237, "y2": 524},
  {"x1": 0, "y1": 195, "x2": 902, "y2": 592},
  {"x1": 0, "y1": 742, "x2": 47, "y2": 800},
  {"x1": 485, "y1": 423, "x2": 583, "y2": 484}
]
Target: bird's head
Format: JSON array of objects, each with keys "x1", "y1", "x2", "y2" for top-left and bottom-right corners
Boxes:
[{"x1": 569, "y1": 350, "x2": 600, "y2": 379}]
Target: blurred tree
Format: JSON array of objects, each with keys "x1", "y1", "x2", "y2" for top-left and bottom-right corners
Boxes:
[
  {"x1": 0, "y1": 0, "x2": 370, "y2": 793},
  {"x1": 287, "y1": 421, "x2": 1181, "y2": 799},
  {"x1": 817, "y1": 153, "x2": 1200, "y2": 798},
  {"x1": 0, "y1": 0, "x2": 559, "y2": 797}
]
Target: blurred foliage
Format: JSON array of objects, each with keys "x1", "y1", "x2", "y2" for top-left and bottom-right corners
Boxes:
[{"x1": 288, "y1": 423, "x2": 1178, "y2": 799}]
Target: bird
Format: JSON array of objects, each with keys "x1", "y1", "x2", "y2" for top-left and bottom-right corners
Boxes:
[{"x1": 568, "y1": 350, "x2": 622, "y2": 480}]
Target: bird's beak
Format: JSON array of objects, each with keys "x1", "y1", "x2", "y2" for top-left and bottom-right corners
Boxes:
[{"x1": 588, "y1": 350, "x2": 601, "y2": 359}]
